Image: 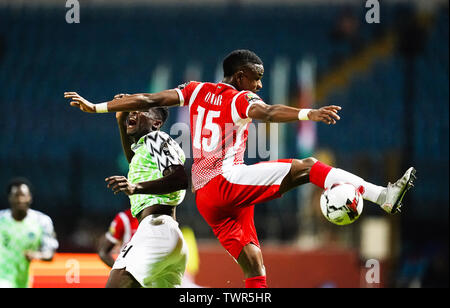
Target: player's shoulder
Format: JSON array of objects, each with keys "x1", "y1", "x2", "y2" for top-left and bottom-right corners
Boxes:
[
  {"x1": 219, "y1": 86, "x2": 262, "y2": 104},
  {"x1": 111, "y1": 211, "x2": 126, "y2": 230},
  {"x1": 242, "y1": 91, "x2": 262, "y2": 101},
  {"x1": 177, "y1": 80, "x2": 201, "y2": 90},
  {"x1": 178, "y1": 81, "x2": 224, "y2": 92},
  {"x1": 0, "y1": 209, "x2": 11, "y2": 220},
  {"x1": 124, "y1": 208, "x2": 133, "y2": 218},
  {"x1": 145, "y1": 131, "x2": 185, "y2": 157},
  {"x1": 145, "y1": 130, "x2": 172, "y2": 144},
  {"x1": 27, "y1": 209, "x2": 54, "y2": 225},
  {"x1": 116, "y1": 209, "x2": 133, "y2": 221},
  {"x1": 234, "y1": 91, "x2": 265, "y2": 109}
]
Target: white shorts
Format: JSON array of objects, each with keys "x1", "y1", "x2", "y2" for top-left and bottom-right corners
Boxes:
[
  {"x1": 0, "y1": 279, "x2": 14, "y2": 288},
  {"x1": 112, "y1": 214, "x2": 188, "y2": 288}
]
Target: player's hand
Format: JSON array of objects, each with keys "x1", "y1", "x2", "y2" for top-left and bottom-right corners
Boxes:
[
  {"x1": 105, "y1": 176, "x2": 137, "y2": 195},
  {"x1": 64, "y1": 92, "x2": 96, "y2": 113},
  {"x1": 308, "y1": 105, "x2": 341, "y2": 125},
  {"x1": 114, "y1": 93, "x2": 130, "y2": 100},
  {"x1": 24, "y1": 250, "x2": 41, "y2": 262}
]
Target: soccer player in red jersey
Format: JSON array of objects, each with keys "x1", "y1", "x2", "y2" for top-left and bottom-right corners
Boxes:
[
  {"x1": 66, "y1": 49, "x2": 416, "y2": 288},
  {"x1": 98, "y1": 208, "x2": 139, "y2": 268}
]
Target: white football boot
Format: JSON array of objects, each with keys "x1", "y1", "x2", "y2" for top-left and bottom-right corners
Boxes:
[{"x1": 381, "y1": 167, "x2": 417, "y2": 214}]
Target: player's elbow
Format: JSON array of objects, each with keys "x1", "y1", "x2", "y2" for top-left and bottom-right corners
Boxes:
[
  {"x1": 165, "y1": 165, "x2": 189, "y2": 191},
  {"x1": 175, "y1": 169, "x2": 189, "y2": 191}
]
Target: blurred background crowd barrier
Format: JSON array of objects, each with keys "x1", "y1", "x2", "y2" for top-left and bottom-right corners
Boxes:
[{"x1": 0, "y1": 0, "x2": 448, "y2": 287}]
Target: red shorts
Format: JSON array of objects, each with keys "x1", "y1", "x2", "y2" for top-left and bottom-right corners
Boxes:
[{"x1": 195, "y1": 159, "x2": 293, "y2": 260}]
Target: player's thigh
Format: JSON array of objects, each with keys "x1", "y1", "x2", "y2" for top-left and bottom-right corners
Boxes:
[
  {"x1": 221, "y1": 160, "x2": 293, "y2": 205},
  {"x1": 125, "y1": 216, "x2": 187, "y2": 288},
  {"x1": 106, "y1": 268, "x2": 141, "y2": 288}
]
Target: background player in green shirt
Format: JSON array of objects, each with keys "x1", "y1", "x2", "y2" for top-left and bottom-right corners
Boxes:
[{"x1": 0, "y1": 178, "x2": 58, "y2": 288}]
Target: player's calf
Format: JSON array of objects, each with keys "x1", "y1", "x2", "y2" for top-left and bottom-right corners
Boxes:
[{"x1": 237, "y1": 244, "x2": 266, "y2": 277}]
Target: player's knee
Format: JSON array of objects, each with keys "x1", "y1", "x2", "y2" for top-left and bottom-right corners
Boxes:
[
  {"x1": 300, "y1": 156, "x2": 318, "y2": 167},
  {"x1": 292, "y1": 157, "x2": 317, "y2": 173}
]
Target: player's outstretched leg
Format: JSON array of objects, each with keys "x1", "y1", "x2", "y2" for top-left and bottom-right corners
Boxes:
[{"x1": 279, "y1": 158, "x2": 416, "y2": 214}]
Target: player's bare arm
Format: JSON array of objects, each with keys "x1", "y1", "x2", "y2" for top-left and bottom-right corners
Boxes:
[
  {"x1": 248, "y1": 103, "x2": 342, "y2": 125},
  {"x1": 64, "y1": 90, "x2": 180, "y2": 113},
  {"x1": 24, "y1": 250, "x2": 54, "y2": 262},
  {"x1": 115, "y1": 111, "x2": 134, "y2": 163},
  {"x1": 98, "y1": 235, "x2": 117, "y2": 268},
  {"x1": 105, "y1": 165, "x2": 188, "y2": 196}
]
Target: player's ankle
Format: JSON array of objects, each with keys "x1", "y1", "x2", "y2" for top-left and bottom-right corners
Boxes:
[
  {"x1": 375, "y1": 188, "x2": 387, "y2": 205},
  {"x1": 245, "y1": 275, "x2": 267, "y2": 288}
]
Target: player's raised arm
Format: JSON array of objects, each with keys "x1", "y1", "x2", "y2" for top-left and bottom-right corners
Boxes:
[
  {"x1": 248, "y1": 103, "x2": 342, "y2": 125},
  {"x1": 115, "y1": 111, "x2": 134, "y2": 163},
  {"x1": 64, "y1": 89, "x2": 181, "y2": 113}
]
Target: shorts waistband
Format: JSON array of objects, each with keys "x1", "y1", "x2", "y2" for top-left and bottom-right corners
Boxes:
[{"x1": 141, "y1": 214, "x2": 178, "y2": 226}]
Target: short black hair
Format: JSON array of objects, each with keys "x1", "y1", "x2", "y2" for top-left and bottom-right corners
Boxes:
[
  {"x1": 222, "y1": 49, "x2": 263, "y2": 77},
  {"x1": 149, "y1": 107, "x2": 169, "y2": 124},
  {"x1": 6, "y1": 177, "x2": 33, "y2": 195}
]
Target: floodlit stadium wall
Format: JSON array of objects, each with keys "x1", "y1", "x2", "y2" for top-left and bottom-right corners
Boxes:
[{"x1": 30, "y1": 245, "x2": 377, "y2": 288}]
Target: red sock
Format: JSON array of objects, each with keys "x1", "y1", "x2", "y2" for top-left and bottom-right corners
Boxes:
[
  {"x1": 309, "y1": 161, "x2": 333, "y2": 189},
  {"x1": 245, "y1": 276, "x2": 267, "y2": 288}
]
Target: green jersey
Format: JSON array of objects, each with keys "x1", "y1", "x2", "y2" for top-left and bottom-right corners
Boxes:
[
  {"x1": 0, "y1": 209, "x2": 58, "y2": 288},
  {"x1": 128, "y1": 131, "x2": 186, "y2": 217}
]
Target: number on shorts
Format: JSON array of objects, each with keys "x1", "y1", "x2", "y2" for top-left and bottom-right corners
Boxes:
[{"x1": 121, "y1": 245, "x2": 133, "y2": 258}]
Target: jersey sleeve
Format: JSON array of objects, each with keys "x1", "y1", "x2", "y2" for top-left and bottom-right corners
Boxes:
[
  {"x1": 174, "y1": 81, "x2": 201, "y2": 107},
  {"x1": 105, "y1": 214, "x2": 124, "y2": 244},
  {"x1": 37, "y1": 213, "x2": 59, "y2": 253},
  {"x1": 233, "y1": 91, "x2": 266, "y2": 121},
  {"x1": 144, "y1": 131, "x2": 186, "y2": 174}
]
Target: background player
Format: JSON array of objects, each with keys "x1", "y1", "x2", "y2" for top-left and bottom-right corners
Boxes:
[
  {"x1": 98, "y1": 207, "x2": 138, "y2": 268},
  {"x1": 65, "y1": 49, "x2": 415, "y2": 288},
  {"x1": 101, "y1": 108, "x2": 189, "y2": 288},
  {"x1": 0, "y1": 178, "x2": 58, "y2": 288}
]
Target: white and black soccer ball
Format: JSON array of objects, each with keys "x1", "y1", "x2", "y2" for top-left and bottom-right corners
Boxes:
[{"x1": 320, "y1": 183, "x2": 364, "y2": 226}]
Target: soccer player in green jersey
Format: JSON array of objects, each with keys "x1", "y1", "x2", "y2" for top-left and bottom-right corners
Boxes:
[
  {"x1": 0, "y1": 178, "x2": 58, "y2": 288},
  {"x1": 101, "y1": 104, "x2": 189, "y2": 288}
]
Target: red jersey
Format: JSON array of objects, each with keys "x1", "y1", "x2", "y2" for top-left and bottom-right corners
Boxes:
[
  {"x1": 175, "y1": 82, "x2": 265, "y2": 191},
  {"x1": 106, "y1": 209, "x2": 139, "y2": 248}
]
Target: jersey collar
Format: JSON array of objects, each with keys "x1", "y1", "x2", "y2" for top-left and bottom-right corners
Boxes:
[{"x1": 219, "y1": 82, "x2": 237, "y2": 90}]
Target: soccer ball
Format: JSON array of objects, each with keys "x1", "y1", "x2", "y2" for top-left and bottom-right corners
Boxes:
[{"x1": 320, "y1": 183, "x2": 364, "y2": 226}]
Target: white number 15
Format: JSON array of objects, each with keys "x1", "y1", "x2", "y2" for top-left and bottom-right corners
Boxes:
[{"x1": 193, "y1": 106, "x2": 221, "y2": 152}]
